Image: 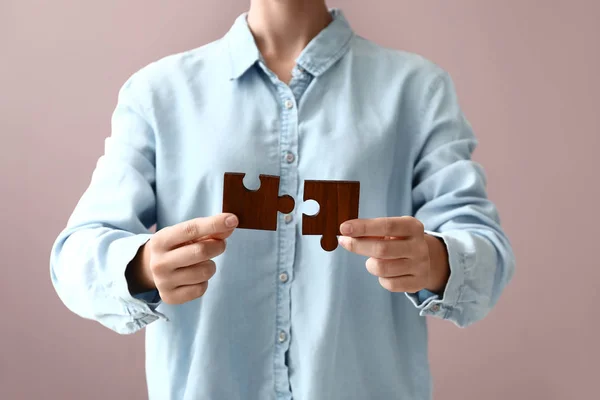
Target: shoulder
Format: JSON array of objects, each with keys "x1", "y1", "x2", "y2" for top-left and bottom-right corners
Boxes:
[
  {"x1": 118, "y1": 38, "x2": 227, "y2": 101},
  {"x1": 349, "y1": 35, "x2": 450, "y2": 93}
]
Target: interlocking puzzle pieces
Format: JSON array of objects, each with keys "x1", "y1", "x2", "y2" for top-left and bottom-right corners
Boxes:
[
  {"x1": 222, "y1": 172, "x2": 295, "y2": 231},
  {"x1": 302, "y1": 180, "x2": 360, "y2": 252},
  {"x1": 222, "y1": 173, "x2": 360, "y2": 251}
]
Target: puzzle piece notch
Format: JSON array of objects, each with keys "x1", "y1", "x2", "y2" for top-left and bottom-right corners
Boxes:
[
  {"x1": 222, "y1": 172, "x2": 295, "y2": 231},
  {"x1": 302, "y1": 180, "x2": 360, "y2": 251}
]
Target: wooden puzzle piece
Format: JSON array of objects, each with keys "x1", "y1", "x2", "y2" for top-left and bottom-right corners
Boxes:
[
  {"x1": 222, "y1": 172, "x2": 295, "y2": 231},
  {"x1": 302, "y1": 180, "x2": 360, "y2": 251}
]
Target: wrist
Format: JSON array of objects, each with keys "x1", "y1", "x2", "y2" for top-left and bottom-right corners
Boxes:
[
  {"x1": 125, "y1": 243, "x2": 156, "y2": 295},
  {"x1": 424, "y1": 234, "x2": 450, "y2": 294}
]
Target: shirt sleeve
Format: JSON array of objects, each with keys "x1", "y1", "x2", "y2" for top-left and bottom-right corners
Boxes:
[
  {"x1": 49, "y1": 73, "x2": 167, "y2": 335},
  {"x1": 404, "y1": 70, "x2": 516, "y2": 328}
]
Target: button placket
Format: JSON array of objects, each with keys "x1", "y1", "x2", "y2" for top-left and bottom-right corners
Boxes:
[{"x1": 273, "y1": 83, "x2": 299, "y2": 397}]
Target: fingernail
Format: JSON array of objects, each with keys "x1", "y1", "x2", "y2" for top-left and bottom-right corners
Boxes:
[
  {"x1": 338, "y1": 236, "x2": 349, "y2": 246},
  {"x1": 225, "y1": 215, "x2": 238, "y2": 228},
  {"x1": 340, "y1": 223, "x2": 352, "y2": 235}
]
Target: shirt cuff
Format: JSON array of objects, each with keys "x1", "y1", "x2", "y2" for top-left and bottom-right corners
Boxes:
[
  {"x1": 105, "y1": 233, "x2": 168, "y2": 324},
  {"x1": 405, "y1": 230, "x2": 465, "y2": 319},
  {"x1": 133, "y1": 289, "x2": 161, "y2": 304}
]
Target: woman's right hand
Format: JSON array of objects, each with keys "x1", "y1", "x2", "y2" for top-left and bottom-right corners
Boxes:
[{"x1": 126, "y1": 213, "x2": 239, "y2": 304}]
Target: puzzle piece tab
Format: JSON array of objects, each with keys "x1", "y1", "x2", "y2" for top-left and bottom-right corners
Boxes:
[
  {"x1": 302, "y1": 180, "x2": 360, "y2": 251},
  {"x1": 222, "y1": 172, "x2": 295, "y2": 231}
]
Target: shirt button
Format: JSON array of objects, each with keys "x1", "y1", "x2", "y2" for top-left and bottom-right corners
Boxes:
[
  {"x1": 285, "y1": 152, "x2": 295, "y2": 163},
  {"x1": 430, "y1": 304, "x2": 440, "y2": 312},
  {"x1": 284, "y1": 99, "x2": 294, "y2": 109},
  {"x1": 279, "y1": 272, "x2": 288, "y2": 283},
  {"x1": 278, "y1": 331, "x2": 287, "y2": 343},
  {"x1": 284, "y1": 214, "x2": 293, "y2": 223}
]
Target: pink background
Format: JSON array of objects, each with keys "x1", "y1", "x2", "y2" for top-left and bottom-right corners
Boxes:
[{"x1": 2, "y1": 1, "x2": 599, "y2": 399}]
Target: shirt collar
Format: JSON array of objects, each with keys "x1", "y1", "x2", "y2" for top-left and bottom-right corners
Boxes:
[{"x1": 226, "y1": 8, "x2": 354, "y2": 80}]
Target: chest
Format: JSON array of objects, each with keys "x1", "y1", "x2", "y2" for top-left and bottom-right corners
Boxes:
[{"x1": 151, "y1": 69, "x2": 416, "y2": 225}]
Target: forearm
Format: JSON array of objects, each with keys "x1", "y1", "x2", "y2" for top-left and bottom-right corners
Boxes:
[
  {"x1": 49, "y1": 71, "x2": 173, "y2": 334},
  {"x1": 408, "y1": 228, "x2": 514, "y2": 327},
  {"x1": 405, "y1": 70, "x2": 515, "y2": 326},
  {"x1": 50, "y1": 226, "x2": 164, "y2": 334}
]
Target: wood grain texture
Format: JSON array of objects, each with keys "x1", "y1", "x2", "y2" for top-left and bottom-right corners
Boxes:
[
  {"x1": 302, "y1": 180, "x2": 360, "y2": 251},
  {"x1": 222, "y1": 172, "x2": 295, "y2": 231}
]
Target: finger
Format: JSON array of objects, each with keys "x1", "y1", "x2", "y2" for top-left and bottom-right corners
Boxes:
[
  {"x1": 162, "y1": 282, "x2": 209, "y2": 304},
  {"x1": 188, "y1": 228, "x2": 235, "y2": 243},
  {"x1": 165, "y1": 260, "x2": 216, "y2": 289},
  {"x1": 378, "y1": 275, "x2": 422, "y2": 293},
  {"x1": 365, "y1": 257, "x2": 413, "y2": 278},
  {"x1": 159, "y1": 213, "x2": 239, "y2": 249},
  {"x1": 338, "y1": 236, "x2": 416, "y2": 259},
  {"x1": 157, "y1": 239, "x2": 226, "y2": 270},
  {"x1": 203, "y1": 228, "x2": 235, "y2": 241},
  {"x1": 340, "y1": 217, "x2": 423, "y2": 238}
]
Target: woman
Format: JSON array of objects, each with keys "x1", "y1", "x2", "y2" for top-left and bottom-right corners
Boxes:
[{"x1": 50, "y1": 0, "x2": 515, "y2": 398}]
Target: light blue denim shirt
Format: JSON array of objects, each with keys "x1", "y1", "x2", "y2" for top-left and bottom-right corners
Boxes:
[{"x1": 50, "y1": 9, "x2": 515, "y2": 400}]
